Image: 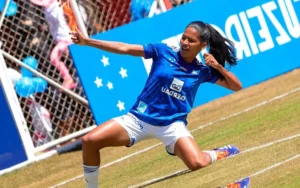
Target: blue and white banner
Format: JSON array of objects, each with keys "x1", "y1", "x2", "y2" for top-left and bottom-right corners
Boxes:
[
  {"x1": 0, "y1": 84, "x2": 27, "y2": 170},
  {"x1": 70, "y1": 0, "x2": 300, "y2": 125}
]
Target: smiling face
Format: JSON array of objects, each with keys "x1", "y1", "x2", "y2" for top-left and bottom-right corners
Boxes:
[{"x1": 180, "y1": 27, "x2": 207, "y2": 62}]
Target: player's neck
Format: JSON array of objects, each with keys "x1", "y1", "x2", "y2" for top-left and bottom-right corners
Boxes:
[
  {"x1": 179, "y1": 52, "x2": 194, "y2": 63},
  {"x1": 183, "y1": 57, "x2": 194, "y2": 63}
]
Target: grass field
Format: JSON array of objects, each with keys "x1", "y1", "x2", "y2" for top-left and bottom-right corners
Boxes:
[{"x1": 1, "y1": 68, "x2": 300, "y2": 188}]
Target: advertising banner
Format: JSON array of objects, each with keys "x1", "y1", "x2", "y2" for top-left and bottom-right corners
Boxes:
[
  {"x1": 70, "y1": 0, "x2": 300, "y2": 125},
  {"x1": 0, "y1": 84, "x2": 27, "y2": 170}
]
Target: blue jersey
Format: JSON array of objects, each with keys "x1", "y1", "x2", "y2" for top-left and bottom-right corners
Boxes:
[{"x1": 129, "y1": 43, "x2": 219, "y2": 126}]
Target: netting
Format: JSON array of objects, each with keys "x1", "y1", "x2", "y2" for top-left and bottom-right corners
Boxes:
[
  {"x1": 1, "y1": 0, "x2": 95, "y2": 148},
  {"x1": 75, "y1": 0, "x2": 132, "y2": 35},
  {"x1": 77, "y1": 0, "x2": 193, "y2": 36},
  {"x1": 0, "y1": 0, "x2": 191, "y2": 150}
]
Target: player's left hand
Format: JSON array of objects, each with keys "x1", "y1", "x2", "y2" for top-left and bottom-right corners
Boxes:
[{"x1": 203, "y1": 53, "x2": 222, "y2": 69}]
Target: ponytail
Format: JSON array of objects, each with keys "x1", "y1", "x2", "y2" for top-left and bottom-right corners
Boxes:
[
  {"x1": 186, "y1": 21, "x2": 238, "y2": 80},
  {"x1": 206, "y1": 24, "x2": 237, "y2": 68}
]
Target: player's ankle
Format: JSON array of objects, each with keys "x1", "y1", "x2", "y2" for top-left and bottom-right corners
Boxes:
[
  {"x1": 203, "y1": 150, "x2": 217, "y2": 163},
  {"x1": 83, "y1": 164, "x2": 99, "y2": 188}
]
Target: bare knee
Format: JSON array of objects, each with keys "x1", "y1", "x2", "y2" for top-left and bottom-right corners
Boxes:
[
  {"x1": 187, "y1": 159, "x2": 208, "y2": 171},
  {"x1": 82, "y1": 134, "x2": 93, "y2": 146},
  {"x1": 82, "y1": 133, "x2": 104, "y2": 150}
]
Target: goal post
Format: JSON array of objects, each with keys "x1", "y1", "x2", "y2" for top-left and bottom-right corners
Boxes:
[{"x1": 0, "y1": 43, "x2": 35, "y2": 174}]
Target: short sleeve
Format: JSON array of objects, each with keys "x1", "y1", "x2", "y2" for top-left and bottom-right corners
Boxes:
[
  {"x1": 202, "y1": 66, "x2": 220, "y2": 83},
  {"x1": 143, "y1": 43, "x2": 167, "y2": 59}
]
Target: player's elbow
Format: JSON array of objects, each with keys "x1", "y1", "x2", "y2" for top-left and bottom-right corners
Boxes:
[{"x1": 116, "y1": 44, "x2": 130, "y2": 54}]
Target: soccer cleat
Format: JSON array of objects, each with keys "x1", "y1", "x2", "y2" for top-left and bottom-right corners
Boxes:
[
  {"x1": 213, "y1": 145, "x2": 240, "y2": 160},
  {"x1": 224, "y1": 177, "x2": 250, "y2": 188}
]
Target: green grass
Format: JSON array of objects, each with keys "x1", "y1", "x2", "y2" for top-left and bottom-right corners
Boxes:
[{"x1": 1, "y1": 69, "x2": 300, "y2": 188}]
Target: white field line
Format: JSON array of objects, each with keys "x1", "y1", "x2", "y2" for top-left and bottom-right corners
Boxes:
[
  {"x1": 49, "y1": 143, "x2": 161, "y2": 188},
  {"x1": 128, "y1": 133, "x2": 300, "y2": 188},
  {"x1": 249, "y1": 154, "x2": 300, "y2": 178},
  {"x1": 51, "y1": 86, "x2": 300, "y2": 188},
  {"x1": 190, "y1": 86, "x2": 300, "y2": 133},
  {"x1": 222, "y1": 153, "x2": 300, "y2": 187}
]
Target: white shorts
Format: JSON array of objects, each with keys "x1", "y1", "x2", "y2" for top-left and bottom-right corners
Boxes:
[{"x1": 113, "y1": 113, "x2": 193, "y2": 155}]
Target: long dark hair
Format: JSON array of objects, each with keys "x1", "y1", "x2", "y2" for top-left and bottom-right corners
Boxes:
[{"x1": 186, "y1": 21, "x2": 237, "y2": 79}]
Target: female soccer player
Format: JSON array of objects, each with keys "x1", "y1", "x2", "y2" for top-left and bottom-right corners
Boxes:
[
  {"x1": 71, "y1": 21, "x2": 242, "y2": 188},
  {"x1": 30, "y1": 0, "x2": 75, "y2": 89}
]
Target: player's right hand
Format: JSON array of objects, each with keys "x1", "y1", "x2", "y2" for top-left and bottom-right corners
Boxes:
[{"x1": 70, "y1": 27, "x2": 89, "y2": 46}]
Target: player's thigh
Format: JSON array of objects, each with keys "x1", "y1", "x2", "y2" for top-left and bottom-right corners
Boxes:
[
  {"x1": 174, "y1": 137, "x2": 210, "y2": 170},
  {"x1": 159, "y1": 121, "x2": 193, "y2": 155},
  {"x1": 82, "y1": 119, "x2": 130, "y2": 149},
  {"x1": 174, "y1": 137, "x2": 203, "y2": 161}
]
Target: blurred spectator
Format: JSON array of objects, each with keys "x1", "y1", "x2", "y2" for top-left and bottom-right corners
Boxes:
[
  {"x1": 163, "y1": 0, "x2": 173, "y2": 10},
  {"x1": 7, "y1": 67, "x2": 53, "y2": 147},
  {"x1": 61, "y1": 0, "x2": 131, "y2": 31},
  {"x1": 99, "y1": 0, "x2": 132, "y2": 29},
  {"x1": 130, "y1": 0, "x2": 154, "y2": 21},
  {"x1": 30, "y1": 0, "x2": 76, "y2": 90},
  {"x1": 171, "y1": 0, "x2": 193, "y2": 7},
  {"x1": 20, "y1": 18, "x2": 43, "y2": 48},
  {"x1": 62, "y1": 0, "x2": 76, "y2": 31},
  {"x1": 76, "y1": 1, "x2": 104, "y2": 32},
  {"x1": 27, "y1": 97, "x2": 54, "y2": 146}
]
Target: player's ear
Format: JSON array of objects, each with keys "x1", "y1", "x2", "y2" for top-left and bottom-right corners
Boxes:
[{"x1": 200, "y1": 42, "x2": 207, "y2": 51}]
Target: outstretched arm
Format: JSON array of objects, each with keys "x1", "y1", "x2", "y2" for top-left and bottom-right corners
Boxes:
[
  {"x1": 83, "y1": 38, "x2": 145, "y2": 57},
  {"x1": 71, "y1": 28, "x2": 145, "y2": 57},
  {"x1": 204, "y1": 53, "x2": 242, "y2": 91}
]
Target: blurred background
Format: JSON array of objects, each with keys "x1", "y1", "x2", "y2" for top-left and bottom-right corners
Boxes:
[{"x1": 0, "y1": 0, "x2": 299, "y2": 186}]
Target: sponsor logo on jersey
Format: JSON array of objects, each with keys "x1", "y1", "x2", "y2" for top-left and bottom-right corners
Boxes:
[
  {"x1": 170, "y1": 78, "x2": 184, "y2": 92},
  {"x1": 161, "y1": 87, "x2": 186, "y2": 101},
  {"x1": 161, "y1": 78, "x2": 186, "y2": 101}
]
